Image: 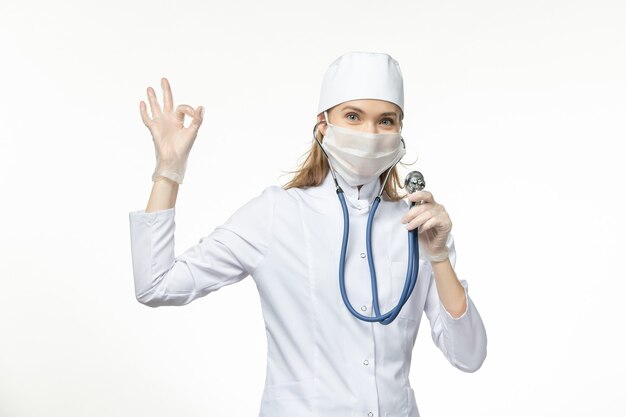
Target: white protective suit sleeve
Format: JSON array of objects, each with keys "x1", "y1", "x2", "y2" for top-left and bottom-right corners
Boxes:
[
  {"x1": 423, "y1": 234, "x2": 488, "y2": 372},
  {"x1": 128, "y1": 186, "x2": 279, "y2": 307}
]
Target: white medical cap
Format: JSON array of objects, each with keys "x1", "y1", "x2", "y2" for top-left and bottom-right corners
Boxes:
[{"x1": 317, "y1": 51, "x2": 404, "y2": 118}]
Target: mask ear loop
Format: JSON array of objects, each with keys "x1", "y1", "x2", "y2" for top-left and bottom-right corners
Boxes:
[
  {"x1": 312, "y1": 112, "x2": 342, "y2": 192},
  {"x1": 377, "y1": 137, "x2": 406, "y2": 199},
  {"x1": 378, "y1": 111, "x2": 405, "y2": 198}
]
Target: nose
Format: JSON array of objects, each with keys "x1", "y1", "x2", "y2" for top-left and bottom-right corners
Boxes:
[
  {"x1": 356, "y1": 118, "x2": 401, "y2": 134},
  {"x1": 360, "y1": 121, "x2": 380, "y2": 134}
]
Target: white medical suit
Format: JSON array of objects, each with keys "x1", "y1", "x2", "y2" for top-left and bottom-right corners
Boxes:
[{"x1": 128, "y1": 170, "x2": 488, "y2": 417}]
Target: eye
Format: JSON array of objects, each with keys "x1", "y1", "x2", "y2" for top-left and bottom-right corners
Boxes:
[
  {"x1": 346, "y1": 113, "x2": 359, "y2": 121},
  {"x1": 381, "y1": 118, "x2": 395, "y2": 126}
]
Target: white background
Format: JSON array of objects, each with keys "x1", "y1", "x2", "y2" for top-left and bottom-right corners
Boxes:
[{"x1": 1, "y1": 0, "x2": 624, "y2": 416}]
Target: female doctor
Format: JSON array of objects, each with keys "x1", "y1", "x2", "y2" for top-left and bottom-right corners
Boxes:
[{"x1": 129, "y1": 51, "x2": 487, "y2": 417}]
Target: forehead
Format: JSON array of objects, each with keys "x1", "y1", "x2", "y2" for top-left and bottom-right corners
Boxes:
[{"x1": 335, "y1": 99, "x2": 401, "y2": 115}]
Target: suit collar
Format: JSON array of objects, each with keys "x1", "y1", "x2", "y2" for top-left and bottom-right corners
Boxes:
[{"x1": 316, "y1": 169, "x2": 382, "y2": 208}]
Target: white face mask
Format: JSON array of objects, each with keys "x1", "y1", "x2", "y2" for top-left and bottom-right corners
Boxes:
[{"x1": 320, "y1": 111, "x2": 406, "y2": 187}]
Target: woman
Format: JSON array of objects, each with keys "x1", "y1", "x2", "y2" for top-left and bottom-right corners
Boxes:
[{"x1": 129, "y1": 51, "x2": 487, "y2": 417}]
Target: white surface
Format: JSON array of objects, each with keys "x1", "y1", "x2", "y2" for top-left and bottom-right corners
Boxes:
[{"x1": 0, "y1": 0, "x2": 624, "y2": 416}]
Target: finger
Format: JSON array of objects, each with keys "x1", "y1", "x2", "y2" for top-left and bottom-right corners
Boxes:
[
  {"x1": 139, "y1": 101, "x2": 152, "y2": 127},
  {"x1": 401, "y1": 202, "x2": 434, "y2": 223},
  {"x1": 409, "y1": 190, "x2": 434, "y2": 203},
  {"x1": 189, "y1": 106, "x2": 205, "y2": 131},
  {"x1": 419, "y1": 215, "x2": 440, "y2": 233},
  {"x1": 162, "y1": 77, "x2": 173, "y2": 113},
  {"x1": 147, "y1": 86, "x2": 162, "y2": 118},
  {"x1": 176, "y1": 104, "x2": 195, "y2": 124},
  {"x1": 405, "y1": 210, "x2": 428, "y2": 231},
  {"x1": 405, "y1": 205, "x2": 441, "y2": 231},
  {"x1": 422, "y1": 207, "x2": 451, "y2": 232},
  {"x1": 405, "y1": 214, "x2": 422, "y2": 231},
  {"x1": 407, "y1": 190, "x2": 435, "y2": 204}
]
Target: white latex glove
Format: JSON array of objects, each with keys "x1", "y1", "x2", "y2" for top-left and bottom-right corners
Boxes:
[
  {"x1": 400, "y1": 189, "x2": 452, "y2": 262},
  {"x1": 139, "y1": 77, "x2": 204, "y2": 185}
]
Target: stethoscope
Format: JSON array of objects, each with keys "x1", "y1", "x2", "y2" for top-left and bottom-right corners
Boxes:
[{"x1": 313, "y1": 120, "x2": 426, "y2": 325}]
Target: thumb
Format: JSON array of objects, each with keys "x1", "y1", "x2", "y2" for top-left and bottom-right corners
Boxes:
[{"x1": 189, "y1": 106, "x2": 205, "y2": 131}]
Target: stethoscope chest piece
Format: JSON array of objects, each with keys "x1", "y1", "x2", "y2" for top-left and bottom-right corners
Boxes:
[{"x1": 405, "y1": 171, "x2": 425, "y2": 194}]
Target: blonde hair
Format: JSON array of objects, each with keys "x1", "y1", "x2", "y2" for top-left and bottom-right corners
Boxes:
[{"x1": 281, "y1": 121, "x2": 415, "y2": 202}]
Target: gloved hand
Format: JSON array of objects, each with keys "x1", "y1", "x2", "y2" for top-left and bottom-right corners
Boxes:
[
  {"x1": 400, "y1": 190, "x2": 452, "y2": 262},
  {"x1": 139, "y1": 77, "x2": 205, "y2": 185}
]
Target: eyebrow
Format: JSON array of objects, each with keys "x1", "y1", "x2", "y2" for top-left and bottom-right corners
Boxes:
[{"x1": 340, "y1": 105, "x2": 399, "y2": 118}]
